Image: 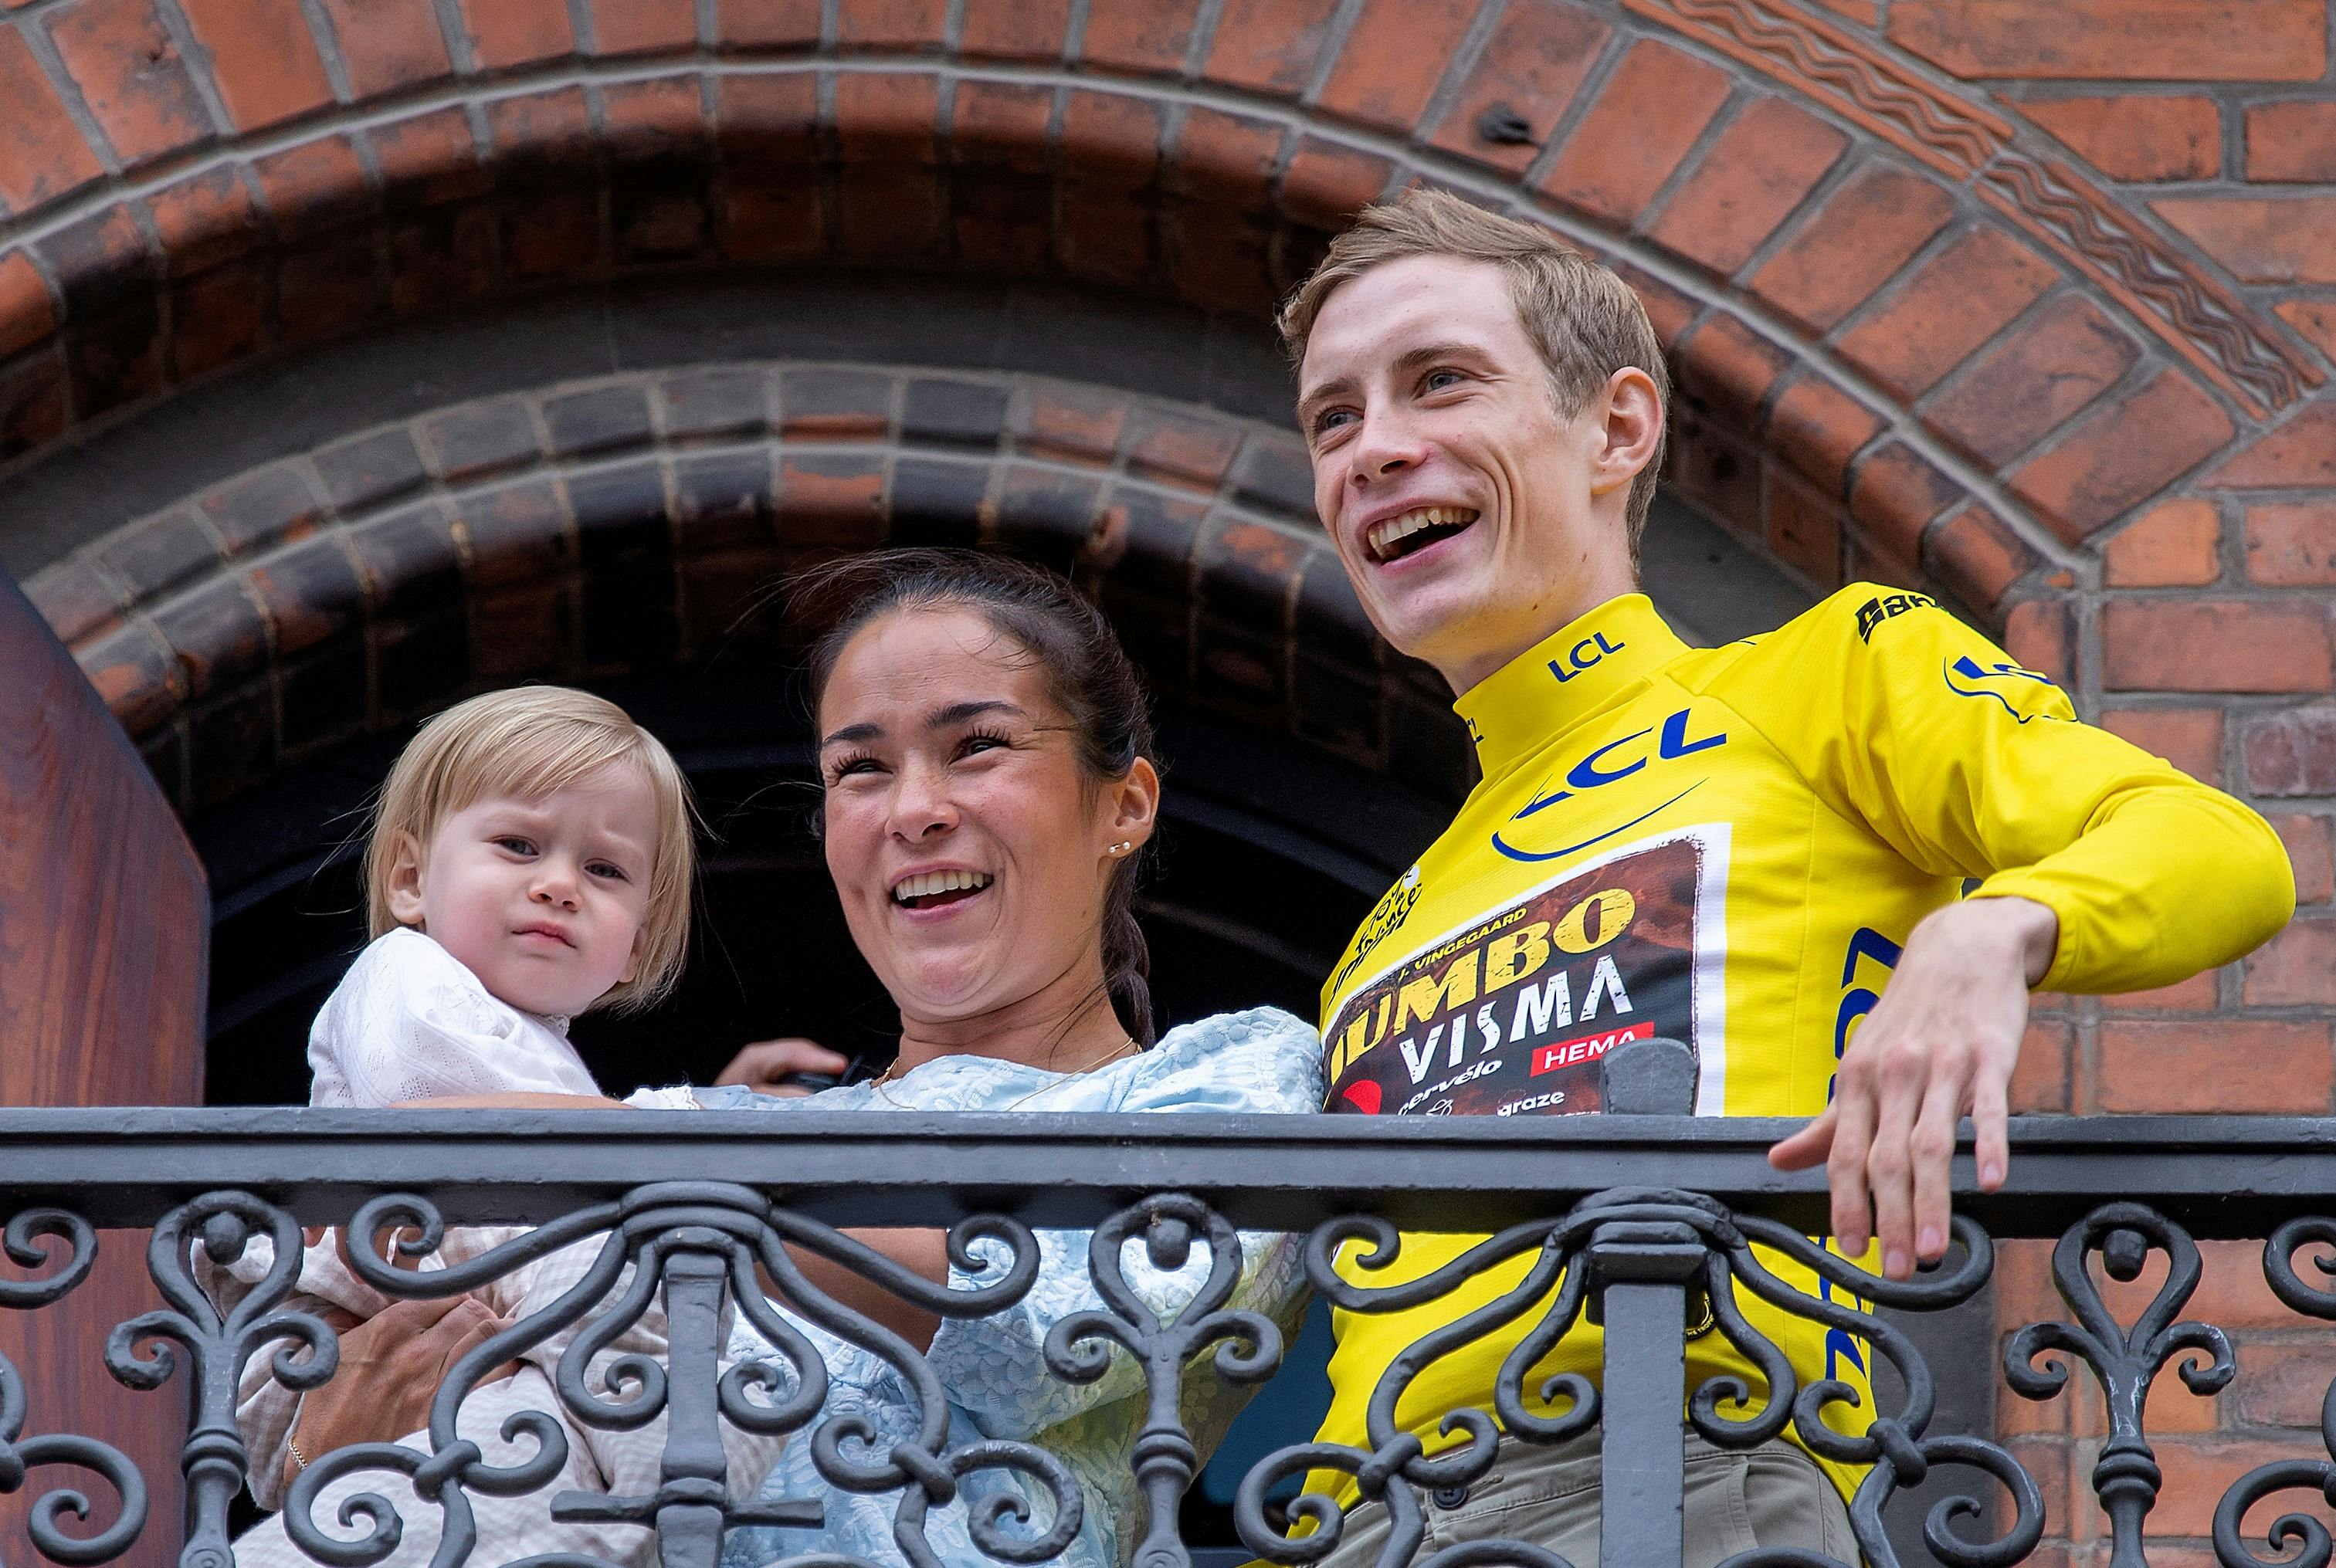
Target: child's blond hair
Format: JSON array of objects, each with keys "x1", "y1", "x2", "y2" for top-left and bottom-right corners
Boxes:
[{"x1": 364, "y1": 686, "x2": 697, "y2": 1012}]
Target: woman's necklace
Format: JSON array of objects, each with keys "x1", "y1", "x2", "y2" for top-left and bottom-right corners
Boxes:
[{"x1": 869, "y1": 1034, "x2": 1139, "y2": 1111}]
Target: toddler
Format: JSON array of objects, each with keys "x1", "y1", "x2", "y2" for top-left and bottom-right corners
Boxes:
[
  {"x1": 215, "y1": 687, "x2": 781, "y2": 1568},
  {"x1": 312, "y1": 682, "x2": 697, "y2": 1110}
]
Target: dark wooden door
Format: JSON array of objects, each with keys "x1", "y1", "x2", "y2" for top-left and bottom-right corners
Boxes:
[{"x1": 0, "y1": 571, "x2": 205, "y2": 1566}]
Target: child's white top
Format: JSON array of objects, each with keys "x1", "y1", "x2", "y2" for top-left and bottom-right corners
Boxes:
[
  {"x1": 308, "y1": 926, "x2": 605, "y2": 1106},
  {"x1": 220, "y1": 926, "x2": 695, "y2": 1508}
]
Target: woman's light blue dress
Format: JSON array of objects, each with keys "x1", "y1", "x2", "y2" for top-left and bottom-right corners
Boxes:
[{"x1": 701, "y1": 1007, "x2": 1322, "y2": 1568}]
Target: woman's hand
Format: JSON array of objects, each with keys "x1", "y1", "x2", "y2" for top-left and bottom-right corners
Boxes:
[
  {"x1": 283, "y1": 1297, "x2": 517, "y2": 1492},
  {"x1": 716, "y1": 1038, "x2": 849, "y2": 1096}
]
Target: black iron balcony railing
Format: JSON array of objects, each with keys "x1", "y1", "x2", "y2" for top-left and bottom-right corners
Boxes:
[{"x1": 0, "y1": 1042, "x2": 2332, "y2": 1568}]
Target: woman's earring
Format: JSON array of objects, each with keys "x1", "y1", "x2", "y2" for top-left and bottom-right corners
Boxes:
[{"x1": 1108, "y1": 841, "x2": 1133, "y2": 857}]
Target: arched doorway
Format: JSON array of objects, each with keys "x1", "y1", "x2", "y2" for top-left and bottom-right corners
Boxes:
[{"x1": 2, "y1": 272, "x2": 1814, "y2": 1099}]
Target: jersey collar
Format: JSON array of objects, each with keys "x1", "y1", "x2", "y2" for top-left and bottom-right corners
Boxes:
[{"x1": 1454, "y1": 594, "x2": 1683, "y2": 782}]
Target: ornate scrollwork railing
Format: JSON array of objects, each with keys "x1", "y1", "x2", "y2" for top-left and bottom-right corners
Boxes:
[{"x1": 5, "y1": 1050, "x2": 2336, "y2": 1568}]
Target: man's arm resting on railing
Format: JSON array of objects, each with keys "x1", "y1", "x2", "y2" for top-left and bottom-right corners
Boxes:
[
  {"x1": 1748, "y1": 595, "x2": 2295, "y2": 1282},
  {"x1": 1769, "y1": 893, "x2": 2054, "y2": 1281},
  {"x1": 1772, "y1": 759, "x2": 2294, "y2": 1282}
]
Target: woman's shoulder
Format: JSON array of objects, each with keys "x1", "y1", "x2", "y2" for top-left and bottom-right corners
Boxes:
[
  {"x1": 1116, "y1": 1007, "x2": 1324, "y2": 1113},
  {"x1": 1153, "y1": 1006, "x2": 1321, "y2": 1058}
]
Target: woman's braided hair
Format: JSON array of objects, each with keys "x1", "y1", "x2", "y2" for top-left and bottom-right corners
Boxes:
[{"x1": 795, "y1": 548, "x2": 1160, "y2": 1047}]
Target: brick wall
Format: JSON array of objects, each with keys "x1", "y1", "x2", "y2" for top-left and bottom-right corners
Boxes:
[{"x1": 0, "y1": 0, "x2": 2331, "y2": 1558}]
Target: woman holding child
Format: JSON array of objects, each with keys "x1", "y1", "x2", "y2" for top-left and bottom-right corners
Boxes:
[{"x1": 234, "y1": 549, "x2": 1324, "y2": 1568}]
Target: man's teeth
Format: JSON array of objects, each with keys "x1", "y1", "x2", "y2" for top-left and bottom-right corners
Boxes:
[
  {"x1": 1368, "y1": 506, "x2": 1479, "y2": 562},
  {"x1": 893, "y1": 869, "x2": 994, "y2": 903}
]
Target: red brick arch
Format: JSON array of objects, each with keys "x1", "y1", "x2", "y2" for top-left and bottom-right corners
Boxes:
[
  {"x1": 0, "y1": 19, "x2": 2322, "y2": 986},
  {"x1": 26, "y1": 361, "x2": 1484, "y2": 811},
  {"x1": 13, "y1": 0, "x2": 2336, "y2": 1065},
  {"x1": 24, "y1": 3, "x2": 2336, "y2": 747},
  {"x1": 3, "y1": 0, "x2": 2317, "y2": 675}
]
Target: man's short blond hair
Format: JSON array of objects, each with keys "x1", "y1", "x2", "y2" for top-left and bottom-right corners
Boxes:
[
  {"x1": 1279, "y1": 187, "x2": 1672, "y2": 554},
  {"x1": 364, "y1": 686, "x2": 697, "y2": 1012}
]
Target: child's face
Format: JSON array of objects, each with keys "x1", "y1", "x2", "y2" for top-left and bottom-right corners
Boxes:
[{"x1": 386, "y1": 767, "x2": 661, "y2": 1018}]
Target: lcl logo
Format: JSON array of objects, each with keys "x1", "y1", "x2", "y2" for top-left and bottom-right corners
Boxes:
[{"x1": 1548, "y1": 630, "x2": 1627, "y2": 682}]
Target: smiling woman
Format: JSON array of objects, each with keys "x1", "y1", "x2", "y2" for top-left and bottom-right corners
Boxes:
[{"x1": 801, "y1": 549, "x2": 1164, "y2": 1062}]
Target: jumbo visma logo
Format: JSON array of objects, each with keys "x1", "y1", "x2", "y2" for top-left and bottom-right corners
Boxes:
[{"x1": 1491, "y1": 708, "x2": 1728, "y2": 863}]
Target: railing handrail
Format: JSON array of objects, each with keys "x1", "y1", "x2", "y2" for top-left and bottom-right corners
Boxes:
[{"x1": 0, "y1": 1106, "x2": 2325, "y2": 1234}]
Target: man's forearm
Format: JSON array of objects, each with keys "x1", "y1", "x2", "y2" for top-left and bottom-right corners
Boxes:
[{"x1": 1976, "y1": 781, "x2": 2291, "y2": 995}]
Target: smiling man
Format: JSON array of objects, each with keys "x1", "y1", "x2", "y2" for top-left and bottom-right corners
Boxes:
[{"x1": 1283, "y1": 189, "x2": 2295, "y2": 1562}]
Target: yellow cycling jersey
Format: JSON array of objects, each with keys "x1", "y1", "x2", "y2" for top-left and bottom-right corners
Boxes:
[{"x1": 1310, "y1": 584, "x2": 2294, "y2": 1502}]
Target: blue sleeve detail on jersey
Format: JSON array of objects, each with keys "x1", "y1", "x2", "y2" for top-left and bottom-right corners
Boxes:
[{"x1": 1944, "y1": 655, "x2": 2063, "y2": 723}]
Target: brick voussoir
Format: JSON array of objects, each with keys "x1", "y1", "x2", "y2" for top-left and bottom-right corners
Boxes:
[
  {"x1": 1746, "y1": 159, "x2": 1957, "y2": 338},
  {"x1": 1847, "y1": 438, "x2": 1965, "y2": 565},
  {"x1": 1643, "y1": 96, "x2": 1851, "y2": 280},
  {"x1": 1423, "y1": 0, "x2": 1609, "y2": 176},
  {"x1": 1924, "y1": 500, "x2": 2050, "y2": 612},
  {"x1": 46, "y1": 366, "x2": 1335, "y2": 742},
  {"x1": 2009, "y1": 364, "x2": 2241, "y2": 545},
  {"x1": 1674, "y1": 312, "x2": 1795, "y2": 432},
  {"x1": 1765, "y1": 372, "x2": 1886, "y2": 497}
]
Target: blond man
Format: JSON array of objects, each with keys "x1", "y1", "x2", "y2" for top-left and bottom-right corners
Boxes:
[{"x1": 1285, "y1": 189, "x2": 2291, "y2": 1563}]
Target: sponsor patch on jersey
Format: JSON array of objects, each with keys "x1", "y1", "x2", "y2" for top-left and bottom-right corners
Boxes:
[
  {"x1": 1942, "y1": 654, "x2": 2067, "y2": 723},
  {"x1": 1324, "y1": 826, "x2": 1729, "y2": 1119},
  {"x1": 1530, "y1": 1021, "x2": 1650, "y2": 1077},
  {"x1": 1854, "y1": 591, "x2": 1938, "y2": 642},
  {"x1": 1490, "y1": 706, "x2": 1727, "y2": 864},
  {"x1": 1326, "y1": 864, "x2": 1425, "y2": 998}
]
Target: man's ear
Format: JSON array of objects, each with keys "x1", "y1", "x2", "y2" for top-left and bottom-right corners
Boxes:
[
  {"x1": 1105, "y1": 757, "x2": 1161, "y2": 859},
  {"x1": 1588, "y1": 367, "x2": 1665, "y2": 500},
  {"x1": 384, "y1": 831, "x2": 429, "y2": 927}
]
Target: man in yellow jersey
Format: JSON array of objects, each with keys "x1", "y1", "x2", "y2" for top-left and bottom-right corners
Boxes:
[{"x1": 1279, "y1": 188, "x2": 2295, "y2": 1563}]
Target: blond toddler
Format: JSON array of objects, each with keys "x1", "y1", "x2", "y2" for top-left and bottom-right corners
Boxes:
[{"x1": 218, "y1": 687, "x2": 781, "y2": 1568}]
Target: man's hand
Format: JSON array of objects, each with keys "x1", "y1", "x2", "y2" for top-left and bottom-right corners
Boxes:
[
  {"x1": 1768, "y1": 896, "x2": 2057, "y2": 1280},
  {"x1": 283, "y1": 1297, "x2": 517, "y2": 1491},
  {"x1": 714, "y1": 1038, "x2": 849, "y2": 1096}
]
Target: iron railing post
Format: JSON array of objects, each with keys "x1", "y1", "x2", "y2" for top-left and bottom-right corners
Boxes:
[
  {"x1": 651, "y1": 1245, "x2": 731, "y2": 1568},
  {"x1": 1592, "y1": 1038, "x2": 1700, "y2": 1568},
  {"x1": 549, "y1": 1229, "x2": 748, "y2": 1568}
]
